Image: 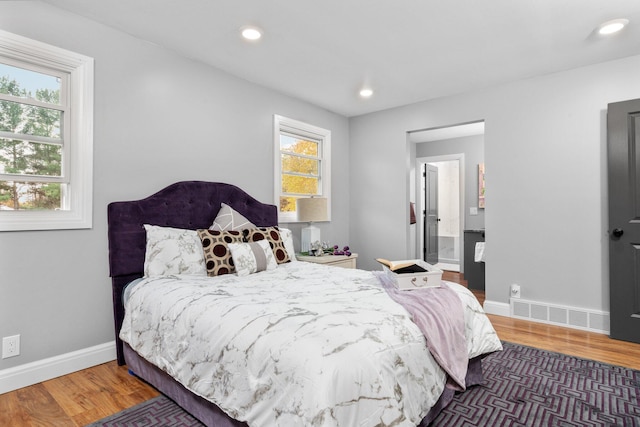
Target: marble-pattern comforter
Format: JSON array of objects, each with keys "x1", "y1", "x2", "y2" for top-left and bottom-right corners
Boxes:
[{"x1": 120, "y1": 261, "x2": 502, "y2": 427}]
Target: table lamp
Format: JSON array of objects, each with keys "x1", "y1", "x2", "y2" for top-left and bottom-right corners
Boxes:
[{"x1": 297, "y1": 197, "x2": 328, "y2": 253}]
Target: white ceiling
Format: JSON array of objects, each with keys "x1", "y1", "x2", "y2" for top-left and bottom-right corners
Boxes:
[{"x1": 41, "y1": 0, "x2": 640, "y2": 117}]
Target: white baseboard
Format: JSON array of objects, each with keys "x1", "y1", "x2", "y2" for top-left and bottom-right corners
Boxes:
[
  {"x1": 510, "y1": 298, "x2": 610, "y2": 334},
  {"x1": 0, "y1": 297, "x2": 610, "y2": 395},
  {"x1": 483, "y1": 298, "x2": 610, "y2": 335},
  {"x1": 0, "y1": 341, "x2": 116, "y2": 395},
  {"x1": 483, "y1": 299, "x2": 511, "y2": 317}
]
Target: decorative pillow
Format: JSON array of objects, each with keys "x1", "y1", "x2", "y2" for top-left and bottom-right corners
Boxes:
[
  {"x1": 197, "y1": 229, "x2": 244, "y2": 276},
  {"x1": 278, "y1": 227, "x2": 297, "y2": 262},
  {"x1": 243, "y1": 226, "x2": 291, "y2": 264},
  {"x1": 228, "y1": 240, "x2": 278, "y2": 277},
  {"x1": 143, "y1": 224, "x2": 206, "y2": 277},
  {"x1": 210, "y1": 203, "x2": 256, "y2": 231}
]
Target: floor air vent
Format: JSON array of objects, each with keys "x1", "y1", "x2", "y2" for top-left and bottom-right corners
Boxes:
[{"x1": 510, "y1": 298, "x2": 609, "y2": 334}]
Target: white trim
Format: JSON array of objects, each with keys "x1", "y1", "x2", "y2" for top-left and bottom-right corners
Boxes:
[
  {"x1": 0, "y1": 341, "x2": 116, "y2": 395},
  {"x1": 0, "y1": 29, "x2": 94, "y2": 231},
  {"x1": 483, "y1": 299, "x2": 511, "y2": 317},
  {"x1": 510, "y1": 298, "x2": 610, "y2": 334},
  {"x1": 273, "y1": 115, "x2": 331, "y2": 224},
  {"x1": 415, "y1": 154, "x2": 465, "y2": 268},
  {"x1": 484, "y1": 298, "x2": 611, "y2": 335}
]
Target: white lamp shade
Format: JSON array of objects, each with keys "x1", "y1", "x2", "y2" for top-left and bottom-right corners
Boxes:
[
  {"x1": 297, "y1": 197, "x2": 328, "y2": 253},
  {"x1": 297, "y1": 197, "x2": 328, "y2": 222}
]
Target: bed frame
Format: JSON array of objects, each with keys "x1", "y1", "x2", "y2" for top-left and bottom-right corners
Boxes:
[
  {"x1": 107, "y1": 181, "x2": 278, "y2": 366},
  {"x1": 107, "y1": 181, "x2": 483, "y2": 427}
]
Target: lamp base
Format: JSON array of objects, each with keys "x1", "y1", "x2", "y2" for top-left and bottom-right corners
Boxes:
[{"x1": 301, "y1": 224, "x2": 321, "y2": 253}]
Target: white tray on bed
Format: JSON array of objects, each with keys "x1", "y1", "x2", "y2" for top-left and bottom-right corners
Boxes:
[{"x1": 383, "y1": 260, "x2": 443, "y2": 290}]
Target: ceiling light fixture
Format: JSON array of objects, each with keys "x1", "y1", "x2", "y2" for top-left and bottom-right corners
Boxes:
[
  {"x1": 241, "y1": 26, "x2": 262, "y2": 41},
  {"x1": 598, "y1": 18, "x2": 629, "y2": 35},
  {"x1": 359, "y1": 88, "x2": 373, "y2": 98}
]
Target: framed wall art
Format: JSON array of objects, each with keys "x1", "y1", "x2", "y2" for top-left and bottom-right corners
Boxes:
[{"x1": 478, "y1": 163, "x2": 485, "y2": 208}]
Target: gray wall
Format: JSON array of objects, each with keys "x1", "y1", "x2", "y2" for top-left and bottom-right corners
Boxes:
[
  {"x1": 3, "y1": 0, "x2": 640, "y2": 379},
  {"x1": 415, "y1": 134, "x2": 485, "y2": 231},
  {"x1": 350, "y1": 53, "x2": 640, "y2": 315},
  {"x1": 0, "y1": 2, "x2": 350, "y2": 370}
]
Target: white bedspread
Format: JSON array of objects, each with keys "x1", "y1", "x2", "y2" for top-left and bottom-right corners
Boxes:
[{"x1": 120, "y1": 262, "x2": 501, "y2": 427}]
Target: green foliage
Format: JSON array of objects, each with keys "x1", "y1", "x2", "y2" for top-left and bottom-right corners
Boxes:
[
  {"x1": 280, "y1": 139, "x2": 320, "y2": 212},
  {"x1": 0, "y1": 75, "x2": 62, "y2": 210}
]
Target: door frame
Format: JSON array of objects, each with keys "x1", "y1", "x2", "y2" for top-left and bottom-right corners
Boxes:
[
  {"x1": 424, "y1": 163, "x2": 439, "y2": 264},
  {"x1": 415, "y1": 153, "x2": 465, "y2": 270}
]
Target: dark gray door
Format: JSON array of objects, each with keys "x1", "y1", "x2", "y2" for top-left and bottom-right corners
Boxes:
[
  {"x1": 424, "y1": 164, "x2": 439, "y2": 264},
  {"x1": 608, "y1": 98, "x2": 640, "y2": 344}
]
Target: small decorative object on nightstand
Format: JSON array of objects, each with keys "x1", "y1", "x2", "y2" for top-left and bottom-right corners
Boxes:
[
  {"x1": 296, "y1": 253, "x2": 358, "y2": 269},
  {"x1": 309, "y1": 241, "x2": 324, "y2": 256}
]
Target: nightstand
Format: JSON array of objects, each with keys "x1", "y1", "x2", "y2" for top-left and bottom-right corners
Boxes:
[{"x1": 296, "y1": 253, "x2": 358, "y2": 269}]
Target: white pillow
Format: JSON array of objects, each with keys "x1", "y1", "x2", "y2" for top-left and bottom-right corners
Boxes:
[
  {"x1": 210, "y1": 203, "x2": 256, "y2": 231},
  {"x1": 278, "y1": 227, "x2": 297, "y2": 262},
  {"x1": 143, "y1": 224, "x2": 206, "y2": 277},
  {"x1": 228, "y1": 240, "x2": 277, "y2": 277}
]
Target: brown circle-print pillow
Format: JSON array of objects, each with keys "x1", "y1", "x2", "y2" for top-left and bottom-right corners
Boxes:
[
  {"x1": 242, "y1": 226, "x2": 291, "y2": 264},
  {"x1": 197, "y1": 229, "x2": 244, "y2": 276}
]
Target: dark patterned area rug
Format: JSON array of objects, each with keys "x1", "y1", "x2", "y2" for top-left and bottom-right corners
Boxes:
[
  {"x1": 86, "y1": 395, "x2": 204, "y2": 426},
  {"x1": 87, "y1": 342, "x2": 640, "y2": 426},
  {"x1": 433, "y1": 342, "x2": 640, "y2": 426}
]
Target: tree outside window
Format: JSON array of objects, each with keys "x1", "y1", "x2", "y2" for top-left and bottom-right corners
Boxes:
[
  {"x1": 0, "y1": 29, "x2": 93, "y2": 231},
  {"x1": 280, "y1": 134, "x2": 321, "y2": 212},
  {"x1": 273, "y1": 115, "x2": 331, "y2": 223},
  {"x1": 0, "y1": 64, "x2": 64, "y2": 211}
]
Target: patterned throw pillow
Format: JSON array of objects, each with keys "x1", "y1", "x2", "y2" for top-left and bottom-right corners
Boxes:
[
  {"x1": 243, "y1": 227, "x2": 291, "y2": 264},
  {"x1": 143, "y1": 224, "x2": 206, "y2": 277},
  {"x1": 210, "y1": 203, "x2": 256, "y2": 231},
  {"x1": 197, "y1": 229, "x2": 244, "y2": 276},
  {"x1": 228, "y1": 240, "x2": 278, "y2": 276}
]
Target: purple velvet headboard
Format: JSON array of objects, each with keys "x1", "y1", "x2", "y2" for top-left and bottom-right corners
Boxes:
[{"x1": 107, "y1": 181, "x2": 278, "y2": 365}]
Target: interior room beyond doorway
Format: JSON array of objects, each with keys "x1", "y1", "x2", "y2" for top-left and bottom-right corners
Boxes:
[
  {"x1": 411, "y1": 121, "x2": 485, "y2": 276},
  {"x1": 426, "y1": 159, "x2": 461, "y2": 271}
]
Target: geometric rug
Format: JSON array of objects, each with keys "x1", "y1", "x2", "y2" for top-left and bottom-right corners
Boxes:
[
  {"x1": 432, "y1": 342, "x2": 640, "y2": 426},
  {"x1": 87, "y1": 342, "x2": 640, "y2": 426},
  {"x1": 85, "y1": 395, "x2": 204, "y2": 426}
]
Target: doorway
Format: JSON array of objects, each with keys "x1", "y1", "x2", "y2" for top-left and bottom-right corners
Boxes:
[
  {"x1": 419, "y1": 156, "x2": 463, "y2": 271},
  {"x1": 410, "y1": 120, "x2": 485, "y2": 274},
  {"x1": 426, "y1": 160, "x2": 461, "y2": 270}
]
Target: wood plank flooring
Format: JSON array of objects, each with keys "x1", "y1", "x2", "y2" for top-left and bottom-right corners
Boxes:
[
  {"x1": 2, "y1": 271, "x2": 640, "y2": 426},
  {"x1": 442, "y1": 270, "x2": 640, "y2": 371},
  {"x1": 0, "y1": 361, "x2": 159, "y2": 427}
]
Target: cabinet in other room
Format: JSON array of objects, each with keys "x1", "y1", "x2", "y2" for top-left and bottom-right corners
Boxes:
[{"x1": 464, "y1": 230, "x2": 485, "y2": 290}]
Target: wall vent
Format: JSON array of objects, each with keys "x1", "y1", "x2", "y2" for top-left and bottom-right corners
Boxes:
[{"x1": 510, "y1": 298, "x2": 609, "y2": 334}]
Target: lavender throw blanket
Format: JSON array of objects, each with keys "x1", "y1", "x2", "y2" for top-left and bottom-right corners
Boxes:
[{"x1": 375, "y1": 272, "x2": 468, "y2": 391}]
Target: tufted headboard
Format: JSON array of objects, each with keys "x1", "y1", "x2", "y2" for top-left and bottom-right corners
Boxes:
[{"x1": 107, "y1": 181, "x2": 278, "y2": 365}]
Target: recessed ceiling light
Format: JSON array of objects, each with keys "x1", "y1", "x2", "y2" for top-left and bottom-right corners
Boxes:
[
  {"x1": 598, "y1": 18, "x2": 629, "y2": 35},
  {"x1": 359, "y1": 88, "x2": 373, "y2": 98},
  {"x1": 241, "y1": 26, "x2": 262, "y2": 41}
]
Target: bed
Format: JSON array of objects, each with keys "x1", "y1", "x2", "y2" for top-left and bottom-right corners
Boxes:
[{"x1": 107, "y1": 181, "x2": 502, "y2": 426}]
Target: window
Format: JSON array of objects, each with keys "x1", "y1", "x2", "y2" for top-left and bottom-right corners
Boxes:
[
  {"x1": 273, "y1": 115, "x2": 331, "y2": 223},
  {"x1": 0, "y1": 30, "x2": 93, "y2": 231}
]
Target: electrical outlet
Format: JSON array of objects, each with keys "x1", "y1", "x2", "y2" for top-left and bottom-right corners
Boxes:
[
  {"x1": 510, "y1": 284, "x2": 521, "y2": 299},
  {"x1": 2, "y1": 335, "x2": 20, "y2": 359}
]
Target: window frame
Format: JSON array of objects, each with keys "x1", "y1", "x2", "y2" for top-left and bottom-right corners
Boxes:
[
  {"x1": 0, "y1": 30, "x2": 94, "y2": 231},
  {"x1": 273, "y1": 115, "x2": 331, "y2": 223}
]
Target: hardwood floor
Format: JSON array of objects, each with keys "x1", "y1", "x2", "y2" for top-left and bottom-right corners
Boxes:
[
  {"x1": 441, "y1": 270, "x2": 640, "y2": 371},
  {"x1": 2, "y1": 271, "x2": 640, "y2": 426},
  {"x1": 0, "y1": 361, "x2": 159, "y2": 427}
]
